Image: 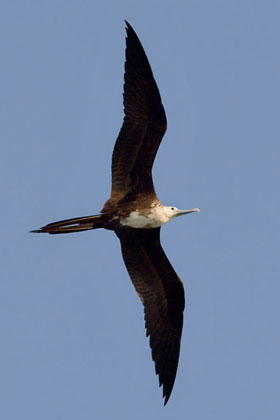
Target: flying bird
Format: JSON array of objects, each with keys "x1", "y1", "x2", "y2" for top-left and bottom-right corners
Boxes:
[{"x1": 32, "y1": 21, "x2": 199, "y2": 404}]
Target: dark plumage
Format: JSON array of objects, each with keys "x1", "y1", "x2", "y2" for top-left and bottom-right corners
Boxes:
[{"x1": 32, "y1": 21, "x2": 199, "y2": 404}]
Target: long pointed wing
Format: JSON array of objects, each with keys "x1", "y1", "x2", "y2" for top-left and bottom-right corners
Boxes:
[
  {"x1": 115, "y1": 227, "x2": 184, "y2": 404},
  {"x1": 111, "y1": 22, "x2": 167, "y2": 198}
]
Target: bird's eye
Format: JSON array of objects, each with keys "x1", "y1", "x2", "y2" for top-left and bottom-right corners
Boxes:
[{"x1": 171, "y1": 207, "x2": 175, "y2": 211}]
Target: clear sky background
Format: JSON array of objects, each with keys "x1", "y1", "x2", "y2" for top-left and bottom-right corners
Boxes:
[{"x1": 1, "y1": 1, "x2": 279, "y2": 419}]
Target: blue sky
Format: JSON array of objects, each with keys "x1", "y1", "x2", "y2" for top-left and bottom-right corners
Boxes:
[{"x1": 1, "y1": 0, "x2": 279, "y2": 418}]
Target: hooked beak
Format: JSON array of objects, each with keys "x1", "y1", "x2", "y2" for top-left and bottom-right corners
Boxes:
[{"x1": 176, "y1": 208, "x2": 200, "y2": 217}]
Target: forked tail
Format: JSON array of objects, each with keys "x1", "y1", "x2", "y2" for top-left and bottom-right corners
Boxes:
[{"x1": 31, "y1": 214, "x2": 104, "y2": 234}]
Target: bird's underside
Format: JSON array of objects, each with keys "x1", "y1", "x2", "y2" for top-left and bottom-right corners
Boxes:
[{"x1": 32, "y1": 21, "x2": 199, "y2": 405}]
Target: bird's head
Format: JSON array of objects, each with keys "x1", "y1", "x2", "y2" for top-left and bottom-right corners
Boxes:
[{"x1": 163, "y1": 206, "x2": 200, "y2": 221}]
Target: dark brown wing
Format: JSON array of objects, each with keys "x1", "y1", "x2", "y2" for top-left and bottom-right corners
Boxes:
[
  {"x1": 115, "y1": 227, "x2": 184, "y2": 405},
  {"x1": 111, "y1": 21, "x2": 167, "y2": 198}
]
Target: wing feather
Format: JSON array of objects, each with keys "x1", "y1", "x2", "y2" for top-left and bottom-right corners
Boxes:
[
  {"x1": 111, "y1": 22, "x2": 167, "y2": 197},
  {"x1": 116, "y1": 227, "x2": 184, "y2": 404}
]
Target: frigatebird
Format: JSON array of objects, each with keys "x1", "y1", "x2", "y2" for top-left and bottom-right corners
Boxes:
[{"x1": 32, "y1": 21, "x2": 199, "y2": 404}]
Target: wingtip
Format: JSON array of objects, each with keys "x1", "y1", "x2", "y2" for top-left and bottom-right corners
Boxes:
[
  {"x1": 163, "y1": 390, "x2": 171, "y2": 406},
  {"x1": 124, "y1": 20, "x2": 131, "y2": 39},
  {"x1": 124, "y1": 20, "x2": 136, "y2": 37}
]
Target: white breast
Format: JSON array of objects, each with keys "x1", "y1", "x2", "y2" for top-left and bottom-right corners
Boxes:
[{"x1": 120, "y1": 207, "x2": 169, "y2": 229}]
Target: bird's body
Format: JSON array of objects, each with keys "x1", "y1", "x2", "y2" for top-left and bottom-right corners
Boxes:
[
  {"x1": 32, "y1": 21, "x2": 199, "y2": 404},
  {"x1": 120, "y1": 203, "x2": 173, "y2": 228}
]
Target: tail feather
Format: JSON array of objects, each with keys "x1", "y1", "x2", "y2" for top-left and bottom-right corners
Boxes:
[{"x1": 31, "y1": 214, "x2": 103, "y2": 234}]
